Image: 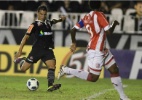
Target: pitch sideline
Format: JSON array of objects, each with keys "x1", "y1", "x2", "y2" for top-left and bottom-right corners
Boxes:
[{"x1": 82, "y1": 85, "x2": 128, "y2": 100}]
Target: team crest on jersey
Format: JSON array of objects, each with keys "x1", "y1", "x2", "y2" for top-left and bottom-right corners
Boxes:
[{"x1": 37, "y1": 22, "x2": 42, "y2": 26}]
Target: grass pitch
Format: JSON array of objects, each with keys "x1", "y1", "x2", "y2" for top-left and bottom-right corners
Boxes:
[{"x1": 0, "y1": 75, "x2": 141, "y2": 100}]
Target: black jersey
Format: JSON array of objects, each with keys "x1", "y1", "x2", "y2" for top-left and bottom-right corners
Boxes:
[{"x1": 26, "y1": 19, "x2": 54, "y2": 49}]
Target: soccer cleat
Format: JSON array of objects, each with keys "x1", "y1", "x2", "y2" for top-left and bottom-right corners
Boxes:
[
  {"x1": 47, "y1": 84, "x2": 61, "y2": 92},
  {"x1": 14, "y1": 57, "x2": 26, "y2": 64},
  {"x1": 57, "y1": 65, "x2": 66, "y2": 80}
]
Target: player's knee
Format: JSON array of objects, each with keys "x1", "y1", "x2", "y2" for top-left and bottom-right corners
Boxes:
[
  {"x1": 108, "y1": 64, "x2": 119, "y2": 74},
  {"x1": 111, "y1": 67, "x2": 119, "y2": 74},
  {"x1": 48, "y1": 66, "x2": 56, "y2": 69},
  {"x1": 87, "y1": 73, "x2": 99, "y2": 82}
]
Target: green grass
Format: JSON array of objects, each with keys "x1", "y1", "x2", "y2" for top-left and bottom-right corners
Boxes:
[{"x1": 0, "y1": 75, "x2": 141, "y2": 100}]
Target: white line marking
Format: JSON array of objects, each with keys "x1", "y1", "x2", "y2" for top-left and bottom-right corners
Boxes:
[{"x1": 82, "y1": 85, "x2": 128, "y2": 100}]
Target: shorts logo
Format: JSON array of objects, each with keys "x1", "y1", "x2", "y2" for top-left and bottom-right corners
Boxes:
[
  {"x1": 27, "y1": 56, "x2": 33, "y2": 62},
  {"x1": 96, "y1": 63, "x2": 100, "y2": 68},
  {"x1": 30, "y1": 56, "x2": 33, "y2": 60}
]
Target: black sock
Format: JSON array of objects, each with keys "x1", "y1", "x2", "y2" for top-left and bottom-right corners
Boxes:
[{"x1": 47, "y1": 69, "x2": 55, "y2": 87}]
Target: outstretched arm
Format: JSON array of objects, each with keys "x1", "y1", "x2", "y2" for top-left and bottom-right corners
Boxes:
[
  {"x1": 105, "y1": 20, "x2": 119, "y2": 34},
  {"x1": 52, "y1": 16, "x2": 66, "y2": 24},
  {"x1": 14, "y1": 24, "x2": 34, "y2": 60},
  {"x1": 14, "y1": 34, "x2": 29, "y2": 59},
  {"x1": 70, "y1": 27, "x2": 78, "y2": 53}
]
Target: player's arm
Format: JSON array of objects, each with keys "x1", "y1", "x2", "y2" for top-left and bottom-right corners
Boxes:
[
  {"x1": 14, "y1": 24, "x2": 34, "y2": 59},
  {"x1": 19, "y1": 35, "x2": 30, "y2": 53},
  {"x1": 52, "y1": 16, "x2": 66, "y2": 24},
  {"x1": 15, "y1": 35, "x2": 30, "y2": 59},
  {"x1": 105, "y1": 20, "x2": 119, "y2": 34},
  {"x1": 70, "y1": 27, "x2": 77, "y2": 53},
  {"x1": 70, "y1": 20, "x2": 84, "y2": 53}
]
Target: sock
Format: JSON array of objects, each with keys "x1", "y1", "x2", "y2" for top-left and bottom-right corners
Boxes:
[
  {"x1": 111, "y1": 75, "x2": 126, "y2": 99},
  {"x1": 19, "y1": 60, "x2": 25, "y2": 69},
  {"x1": 63, "y1": 67, "x2": 89, "y2": 80},
  {"x1": 47, "y1": 69, "x2": 55, "y2": 87}
]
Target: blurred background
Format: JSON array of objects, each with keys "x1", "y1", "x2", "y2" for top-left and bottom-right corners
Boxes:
[{"x1": 0, "y1": 0, "x2": 142, "y2": 79}]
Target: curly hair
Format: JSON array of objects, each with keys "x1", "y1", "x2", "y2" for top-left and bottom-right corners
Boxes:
[{"x1": 88, "y1": 0, "x2": 101, "y2": 10}]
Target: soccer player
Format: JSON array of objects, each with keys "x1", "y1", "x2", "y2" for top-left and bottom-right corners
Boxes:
[
  {"x1": 14, "y1": 5, "x2": 66, "y2": 92},
  {"x1": 58, "y1": 0, "x2": 130, "y2": 100}
]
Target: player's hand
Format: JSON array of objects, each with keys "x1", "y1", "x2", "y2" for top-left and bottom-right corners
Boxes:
[
  {"x1": 52, "y1": 19, "x2": 56, "y2": 23},
  {"x1": 60, "y1": 15, "x2": 66, "y2": 21},
  {"x1": 14, "y1": 51, "x2": 22, "y2": 60},
  {"x1": 114, "y1": 20, "x2": 119, "y2": 25},
  {"x1": 70, "y1": 43, "x2": 76, "y2": 53}
]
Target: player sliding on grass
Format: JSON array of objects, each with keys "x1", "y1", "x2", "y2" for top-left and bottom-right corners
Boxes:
[
  {"x1": 14, "y1": 5, "x2": 66, "y2": 92},
  {"x1": 58, "y1": 0, "x2": 130, "y2": 100}
]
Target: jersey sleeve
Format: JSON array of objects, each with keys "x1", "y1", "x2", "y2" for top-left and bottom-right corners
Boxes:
[
  {"x1": 97, "y1": 12, "x2": 110, "y2": 31},
  {"x1": 46, "y1": 19, "x2": 53, "y2": 27},
  {"x1": 49, "y1": 20, "x2": 53, "y2": 26},
  {"x1": 26, "y1": 24, "x2": 35, "y2": 36},
  {"x1": 74, "y1": 19, "x2": 84, "y2": 30}
]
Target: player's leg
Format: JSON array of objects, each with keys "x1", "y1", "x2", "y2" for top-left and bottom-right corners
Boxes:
[
  {"x1": 42, "y1": 49, "x2": 61, "y2": 92},
  {"x1": 45, "y1": 59, "x2": 61, "y2": 91},
  {"x1": 58, "y1": 50, "x2": 103, "y2": 82},
  {"x1": 14, "y1": 57, "x2": 32, "y2": 71},
  {"x1": 14, "y1": 48, "x2": 37, "y2": 71},
  {"x1": 20, "y1": 61, "x2": 32, "y2": 71},
  {"x1": 104, "y1": 50, "x2": 130, "y2": 100},
  {"x1": 45, "y1": 59, "x2": 56, "y2": 87},
  {"x1": 58, "y1": 65, "x2": 99, "y2": 81},
  {"x1": 14, "y1": 48, "x2": 40, "y2": 72}
]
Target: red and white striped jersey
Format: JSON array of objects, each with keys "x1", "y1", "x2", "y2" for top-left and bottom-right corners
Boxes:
[{"x1": 74, "y1": 11, "x2": 110, "y2": 51}]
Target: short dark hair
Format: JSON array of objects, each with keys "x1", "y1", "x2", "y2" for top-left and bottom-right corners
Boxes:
[
  {"x1": 37, "y1": 5, "x2": 48, "y2": 12},
  {"x1": 134, "y1": 1, "x2": 142, "y2": 5},
  {"x1": 88, "y1": 0, "x2": 101, "y2": 10}
]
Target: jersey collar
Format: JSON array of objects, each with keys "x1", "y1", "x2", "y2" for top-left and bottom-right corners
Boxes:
[{"x1": 36, "y1": 20, "x2": 46, "y2": 23}]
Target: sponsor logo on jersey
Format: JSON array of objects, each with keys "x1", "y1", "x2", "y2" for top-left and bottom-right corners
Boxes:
[{"x1": 39, "y1": 30, "x2": 53, "y2": 36}]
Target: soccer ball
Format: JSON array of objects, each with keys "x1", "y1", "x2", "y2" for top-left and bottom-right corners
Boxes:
[{"x1": 26, "y1": 78, "x2": 39, "y2": 91}]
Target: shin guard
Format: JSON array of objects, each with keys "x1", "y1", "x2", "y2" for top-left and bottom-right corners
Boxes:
[{"x1": 47, "y1": 69, "x2": 55, "y2": 87}]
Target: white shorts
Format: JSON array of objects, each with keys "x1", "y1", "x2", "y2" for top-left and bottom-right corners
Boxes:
[{"x1": 87, "y1": 49, "x2": 115, "y2": 75}]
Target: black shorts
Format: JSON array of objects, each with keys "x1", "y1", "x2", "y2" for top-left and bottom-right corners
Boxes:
[{"x1": 26, "y1": 47, "x2": 56, "y2": 63}]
